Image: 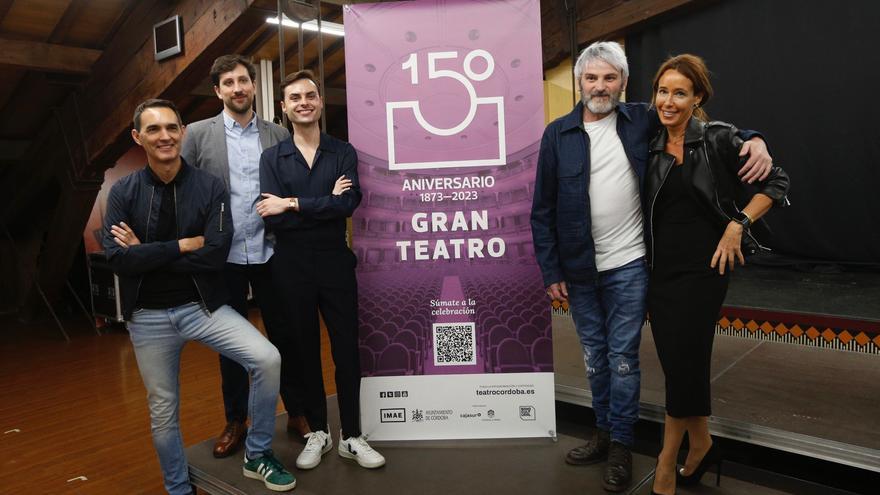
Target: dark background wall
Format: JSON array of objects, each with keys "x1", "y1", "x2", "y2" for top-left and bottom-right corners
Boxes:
[{"x1": 625, "y1": 0, "x2": 880, "y2": 265}]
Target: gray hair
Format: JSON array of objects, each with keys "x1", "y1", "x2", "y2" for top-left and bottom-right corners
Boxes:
[{"x1": 574, "y1": 41, "x2": 629, "y2": 81}]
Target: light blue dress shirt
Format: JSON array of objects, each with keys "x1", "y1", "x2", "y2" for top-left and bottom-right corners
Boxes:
[{"x1": 223, "y1": 111, "x2": 273, "y2": 264}]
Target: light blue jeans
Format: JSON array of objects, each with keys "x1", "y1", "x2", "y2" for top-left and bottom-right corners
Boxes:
[
  {"x1": 127, "y1": 303, "x2": 281, "y2": 495},
  {"x1": 567, "y1": 258, "x2": 649, "y2": 446}
]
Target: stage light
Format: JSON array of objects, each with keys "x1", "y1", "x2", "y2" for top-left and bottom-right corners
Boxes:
[{"x1": 265, "y1": 15, "x2": 345, "y2": 36}]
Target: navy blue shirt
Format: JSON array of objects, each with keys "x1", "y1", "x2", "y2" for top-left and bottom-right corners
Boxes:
[{"x1": 259, "y1": 133, "x2": 362, "y2": 248}]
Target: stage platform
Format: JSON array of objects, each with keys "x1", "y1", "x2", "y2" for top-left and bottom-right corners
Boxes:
[
  {"x1": 187, "y1": 264, "x2": 877, "y2": 494},
  {"x1": 188, "y1": 397, "x2": 799, "y2": 495},
  {"x1": 555, "y1": 263, "x2": 880, "y2": 475}
]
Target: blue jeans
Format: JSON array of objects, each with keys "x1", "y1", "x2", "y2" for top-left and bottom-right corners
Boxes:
[
  {"x1": 127, "y1": 303, "x2": 281, "y2": 495},
  {"x1": 567, "y1": 257, "x2": 648, "y2": 446}
]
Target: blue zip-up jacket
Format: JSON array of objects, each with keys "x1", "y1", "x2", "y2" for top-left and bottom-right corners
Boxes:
[
  {"x1": 530, "y1": 101, "x2": 760, "y2": 287},
  {"x1": 102, "y1": 160, "x2": 233, "y2": 319}
]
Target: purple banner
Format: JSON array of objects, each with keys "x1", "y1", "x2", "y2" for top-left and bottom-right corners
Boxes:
[{"x1": 345, "y1": 0, "x2": 550, "y2": 379}]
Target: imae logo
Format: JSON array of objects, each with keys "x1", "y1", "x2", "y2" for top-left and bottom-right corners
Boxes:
[{"x1": 380, "y1": 408, "x2": 406, "y2": 423}]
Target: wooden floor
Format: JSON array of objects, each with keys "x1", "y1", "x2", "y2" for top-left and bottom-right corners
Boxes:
[{"x1": 0, "y1": 310, "x2": 335, "y2": 494}]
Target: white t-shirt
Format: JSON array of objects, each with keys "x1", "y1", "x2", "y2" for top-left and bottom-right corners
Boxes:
[{"x1": 584, "y1": 112, "x2": 646, "y2": 271}]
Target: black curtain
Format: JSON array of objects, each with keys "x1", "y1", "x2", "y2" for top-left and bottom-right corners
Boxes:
[{"x1": 625, "y1": 0, "x2": 880, "y2": 265}]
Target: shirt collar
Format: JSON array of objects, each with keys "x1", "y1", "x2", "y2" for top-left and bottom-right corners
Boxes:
[
  {"x1": 222, "y1": 110, "x2": 257, "y2": 131},
  {"x1": 278, "y1": 132, "x2": 334, "y2": 157},
  {"x1": 145, "y1": 158, "x2": 190, "y2": 185}
]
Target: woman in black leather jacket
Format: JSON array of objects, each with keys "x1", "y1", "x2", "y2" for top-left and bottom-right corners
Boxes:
[{"x1": 646, "y1": 54, "x2": 790, "y2": 495}]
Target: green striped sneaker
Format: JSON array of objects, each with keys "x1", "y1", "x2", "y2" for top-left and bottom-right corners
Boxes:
[{"x1": 243, "y1": 450, "x2": 297, "y2": 491}]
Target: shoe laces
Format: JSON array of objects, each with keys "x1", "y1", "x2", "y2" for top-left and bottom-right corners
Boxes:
[
  {"x1": 347, "y1": 435, "x2": 376, "y2": 453},
  {"x1": 608, "y1": 443, "x2": 630, "y2": 465},
  {"x1": 303, "y1": 431, "x2": 328, "y2": 453}
]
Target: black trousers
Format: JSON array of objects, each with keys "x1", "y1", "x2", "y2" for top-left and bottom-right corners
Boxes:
[
  {"x1": 220, "y1": 258, "x2": 305, "y2": 422},
  {"x1": 271, "y1": 242, "x2": 362, "y2": 438}
]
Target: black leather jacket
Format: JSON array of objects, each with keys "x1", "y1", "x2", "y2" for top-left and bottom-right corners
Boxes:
[{"x1": 644, "y1": 118, "x2": 790, "y2": 265}]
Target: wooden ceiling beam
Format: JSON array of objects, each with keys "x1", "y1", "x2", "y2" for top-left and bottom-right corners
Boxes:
[
  {"x1": 12, "y1": 0, "x2": 265, "y2": 318},
  {"x1": 98, "y1": 0, "x2": 140, "y2": 49},
  {"x1": 48, "y1": 0, "x2": 87, "y2": 44},
  {"x1": 82, "y1": 0, "x2": 261, "y2": 166},
  {"x1": 0, "y1": 39, "x2": 101, "y2": 74},
  {"x1": 574, "y1": 0, "x2": 696, "y2": 44},
  {"x1": 0, "y1": 0, "x2": 13, "y2": 25},
  {"x1": 541, "y1": 0, "x2": 698, "y2": 69}
]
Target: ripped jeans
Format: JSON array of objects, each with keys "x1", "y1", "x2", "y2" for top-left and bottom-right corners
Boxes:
[{"x1": 567, "y1": 257, "x2": 648, "y2": 446}]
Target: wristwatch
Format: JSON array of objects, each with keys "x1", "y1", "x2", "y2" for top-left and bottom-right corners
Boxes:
[
  {"x1": 734, "y1": 211, "x2": 752, "y2": 229},
  {"x1": 288, "y1": 198, "x2": 299, "y2": 211}
]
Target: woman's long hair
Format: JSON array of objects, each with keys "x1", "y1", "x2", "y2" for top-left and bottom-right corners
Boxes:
[{"x1": 651, "y1": 54, "x2": 714, "y2": 122}]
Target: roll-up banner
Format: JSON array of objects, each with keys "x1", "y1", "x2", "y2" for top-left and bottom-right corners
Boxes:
[{"x1": 345, "y1": 0, "x2": 553, "y2": 440}]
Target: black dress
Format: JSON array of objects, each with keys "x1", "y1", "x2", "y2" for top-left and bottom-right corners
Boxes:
[{"x1": 648, "y1": 157, "x2": 729, "y2": 418}]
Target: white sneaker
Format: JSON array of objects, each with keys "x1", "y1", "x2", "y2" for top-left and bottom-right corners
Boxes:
[
  {"x1": 338, "y1": 433, "x2": 386, "y2": 468},
  {"x1": 296, "y1": 430, "x2": 333, "y2": 469}
]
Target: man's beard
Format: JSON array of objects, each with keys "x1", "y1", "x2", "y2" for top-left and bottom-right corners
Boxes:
[
  {"x1": 582, "y1": 88, "x2": 621, "y2": 115},
  {"x1": 227, "y1": 95, "x2": 253, "y2": 115}
]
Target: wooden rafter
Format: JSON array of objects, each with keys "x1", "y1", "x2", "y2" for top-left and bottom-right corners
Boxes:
[
  {"x1": 47, "y1": 0, "x2": 88, "y2": 44},
  {"x1": 0, "y1": 0, "x2": 13, "y2": 25},
  {"x1": 541, "y1": 0, "x2": 698, "y2": 69},
  {"x1": 0, "y1": 39, "x2": 101, "y2": 74},
  {"x1": 575, "y1": 0, "x2": 695, "y2": 43},
  {"x1": 82, "y1": 0, "x2": 262, "y2": 165},
  {"x1": 98, "y1": 0, "x2": 140, "y2": 49}
]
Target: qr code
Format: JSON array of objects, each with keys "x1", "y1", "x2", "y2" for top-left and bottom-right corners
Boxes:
[{"x1": 433, "y1": 322, "x2": 476, "y2": 366}]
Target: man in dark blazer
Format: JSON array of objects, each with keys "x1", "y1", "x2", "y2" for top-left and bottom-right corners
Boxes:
[{"x1": 181, "y1": 54, "x2": 308, "y2": 458}]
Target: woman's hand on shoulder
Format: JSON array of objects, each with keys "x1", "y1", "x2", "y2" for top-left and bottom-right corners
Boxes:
[{"x1": 711, "y1": 222, "x2": 745, "y2": 275}]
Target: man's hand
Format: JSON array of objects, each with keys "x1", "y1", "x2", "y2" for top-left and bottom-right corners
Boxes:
[
  {"x1": 546, "y1": 281, "x2": 568, "y2": 302},
  {"x1": 256, "y1": 193, "x2": 291, "y2": 217},
  {"x1": 332, "y1": 175, "x2": 352, "y2": 195},
  {"x1": 111, "y1": 222, "x2": 141, "y2": 249},
  {"x1": 178, "y1": 236, "x2": 205, "y2": 253},
  {"x1": 738, "y1": 137, "x2": 772, "y2": 184}
]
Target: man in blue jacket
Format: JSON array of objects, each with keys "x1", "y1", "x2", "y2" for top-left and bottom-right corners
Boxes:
[
  {"x1": 103, "y1": 99, "x2": 295, "y2": 494},
  {"x1": 530, "y1": 42, "x2": 771, "y2": 492}
]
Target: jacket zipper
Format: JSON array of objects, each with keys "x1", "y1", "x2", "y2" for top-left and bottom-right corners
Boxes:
[
  {"x1": 701, "y1": 141, "x2": 768, "y2": 253},
  {"x1": 220, "y1": 202, "x2": 224, "y2": 232},
  {"x1": 134, "y1": 184, "x2": 156, "y2": 306},
  {"x1": 174, "y1": 184, "x2": 211, "y2": 316},
  {"x1": 648, "y1": 155, "x2": 676, "y2": 268}
]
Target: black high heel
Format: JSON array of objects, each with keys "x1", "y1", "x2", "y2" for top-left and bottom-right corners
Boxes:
[{"x1": 677, "y1": 441, "x2": 722, "y2": 486}]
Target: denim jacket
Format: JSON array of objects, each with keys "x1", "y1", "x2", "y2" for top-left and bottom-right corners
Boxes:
[{"x1": 530, "y1": 102, "x2": 657, "y2": 287}]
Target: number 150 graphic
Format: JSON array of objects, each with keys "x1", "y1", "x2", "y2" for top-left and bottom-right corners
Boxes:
[{"x1": 386, "y1": 49, "x2": 506, "y2": 170}]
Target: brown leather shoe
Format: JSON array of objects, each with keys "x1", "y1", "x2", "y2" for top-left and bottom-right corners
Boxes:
[
  {"x1": 212, "y1": 421, "x2": 246, "y2": 458},
  {"x1": 286, "y1": 414, "x2": 311, "y2": 439}
]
